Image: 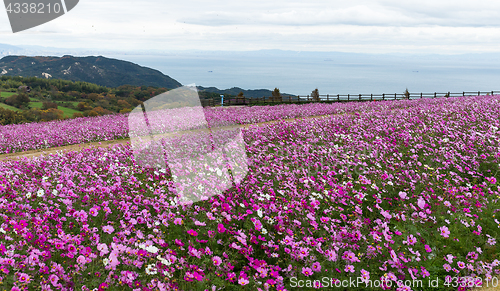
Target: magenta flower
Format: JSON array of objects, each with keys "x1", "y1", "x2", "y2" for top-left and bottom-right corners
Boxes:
[
  {"x1": 49, "y1": 274, "x2": 59, "y2": 286},
  {"x1": 302, "y1": 267, "x2": 313, "y2": 277},
  {"x1": 89, "y1": 207, "x2": 99, "y2": 217},
  {"x1": 187, "y1": 229, "x2": 198, "y2": 236},
  {"x1": 425, "y1": 245, "x2": 432, "y2": 253},
  {"x1": 311, "y1": 262, "x2": 322, "y2": 272},
  {"x1": 18, "y1": 272, "x2": 30, "y2": 283},
  {"x1": 212, "y1": 256, "x2": 222, "y2": 266},
  {"x1": 217, "y1": 223, "x2": 226, "y2": 233}
]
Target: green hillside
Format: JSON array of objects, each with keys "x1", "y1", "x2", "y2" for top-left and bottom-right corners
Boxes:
[{"x1": 0, "y1": 55, "x2": 182, "y2": 89}]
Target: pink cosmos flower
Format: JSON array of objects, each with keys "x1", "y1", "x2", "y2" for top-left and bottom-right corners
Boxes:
[
  {"x1": 457, "y1": 261, "x2": 466, "y2": 269},
  {"x1": 187, "y1": 229, "x2": 198, "y2": 236},
  {"x1": 102, "y1": 225, "x2": 114, "y2": 234},
  {"x1": 439, "y1": 226, "x2": 450, "y2": 238},
  {"x1": 443, "y1": 264, "x2": 452, "y2": 271},
  {"x1": 49, "y1": 274, "x2": 59, "y2": 286},
  {"x1": 89, "y1": 207, "x2": 99, "y2": 217},
  {"x1": 345, "y1": 265, "x2": 355, "y2": 273},
  {"x1": 77, "y1": 255, "x2": 86, "y2": 265},
  {"x1": 217, "y1": 223, "x2": 226, "y2": 233},
  {"x1": 212, "y1": 256, "x2": 222, "y2": 266},
  {"x1": 311, "y1": 262, "x2": 321, "y2": 272},
  {"x1": 238, "y1": 277, "x2": 250, "y2": 285},
  {"x1": 302, "y1": 267, "x2": 313, "y2": 277},
  {"x1": 18, "y1": 272, "x2": 30, "y2": 283},
  {"x1": 424, "y1": 245, "x2": 432, "y2": 253},
  {"x1": 417, "y1": 197, "x2": 426, "y2": 209}
]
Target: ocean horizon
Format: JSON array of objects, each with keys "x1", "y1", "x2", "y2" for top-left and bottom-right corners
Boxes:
[{"x1": 103, "y1": 50, "x2": 500, "y2": 96}]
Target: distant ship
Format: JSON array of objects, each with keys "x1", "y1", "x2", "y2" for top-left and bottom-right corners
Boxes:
[
  {"x1": 412, "y1": 71, "x2": 419, "y2": 72},
  {"x1": 208, "y1": 71, "x2": 213, "y2": 73}
]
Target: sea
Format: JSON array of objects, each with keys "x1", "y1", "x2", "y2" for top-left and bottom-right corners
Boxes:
[{"x1": 54, "y1": 50, "x2": 500, "y2": 96}]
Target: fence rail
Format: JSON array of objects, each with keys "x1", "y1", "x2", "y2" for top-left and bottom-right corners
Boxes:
[{"x1": 200, "y1": 90, "x2": 500, "y2": 107}]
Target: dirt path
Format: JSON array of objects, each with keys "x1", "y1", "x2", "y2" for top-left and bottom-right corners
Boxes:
[{"x1": 0, "y1": 113, "x2": 335, "y2": 162}]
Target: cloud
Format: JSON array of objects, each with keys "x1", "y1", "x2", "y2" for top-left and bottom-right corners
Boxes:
[{"x1": 2, "y1": 0, "x2": 500, "y2": 54}]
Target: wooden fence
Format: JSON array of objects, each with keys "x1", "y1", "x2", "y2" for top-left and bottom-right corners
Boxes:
[{"x1": 200, "y1": 90, "x2": 500, "y2": 107}]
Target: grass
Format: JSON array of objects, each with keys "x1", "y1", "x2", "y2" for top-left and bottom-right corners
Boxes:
[
  {"x1": 0, "y1": 92, "x2": 16, "y2": 98},
  {"x1": 30, "y1": 102, "x2": 83, "y2": 117},
  {"x1": 0, "y1": 103, "x2": 21, "y2": 111}
]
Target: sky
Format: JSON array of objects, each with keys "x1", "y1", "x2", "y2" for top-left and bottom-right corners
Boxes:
[{"x1": 2, "y1": 0, "x2": 500, "y2": 54}]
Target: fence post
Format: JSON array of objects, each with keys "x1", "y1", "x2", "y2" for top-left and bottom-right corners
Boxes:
[
  {"x1": 447, "y1": 91, "x2": 450, "y2": 98},
  {"x1": 478, "y1": 91, "x2": 480, "y2": 96},
  {"x1": 463, "y1": 92, "x2": 465, "y2": 96},
  {"x1": 337, "y1": 94, "x2": 340, "y2": 101},
  {"x1": 382, "y1": 93, "x2": 385, "y2": 100},
  {"x1": 492, "y1": 91, "x2": 494, "y2": 95},
  {"x1": 371, "y1": 94, "x2": 373, "y2": 101},
  {"x1": 420, "y1": 92, "x2": 422, "y2": 99},
  {"x1": 434, "y1": 92, "x2": 436, "y2": 98},
  {"x1": 348, "y1": 94, "x2": 350, "y2": 101},
  {"x1": 327, "y1": 94, "x2": 329, "y2": 101},
  {"x1": 394, "y1": 93, "x2": 396, "y2": 100},
  {"x1": 359, "y1": 94, "x2": 361, "y2": 101}
]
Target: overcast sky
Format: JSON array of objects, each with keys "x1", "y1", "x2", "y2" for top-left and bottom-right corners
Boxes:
[{"x1": 2, "y1": 0, "x2": 500, "y2": 54}]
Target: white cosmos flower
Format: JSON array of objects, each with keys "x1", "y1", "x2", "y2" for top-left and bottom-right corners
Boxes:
[
  {"x1": 145, "y1": 264, "x2": 157, "y2": 275},
  {"x1": 26, "y1": 192, "x2": 32, "y2": 198},
  {"x1": 146, "y1": 245, "x2": 159, "y2": 253}
]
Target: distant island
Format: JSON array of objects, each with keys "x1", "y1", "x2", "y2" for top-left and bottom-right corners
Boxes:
[{"x1": 196, "y1": 86, "x2": 295, "y2": 98}]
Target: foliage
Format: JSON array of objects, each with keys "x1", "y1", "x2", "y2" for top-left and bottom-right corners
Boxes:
[
  {"x1": 311, "y1": 88, "x2": 320, "y2": 101},
  {"x1": 272, "y1": 88, "x2": 282, "y2": 102}
]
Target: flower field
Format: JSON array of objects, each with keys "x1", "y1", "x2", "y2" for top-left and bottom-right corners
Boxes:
[
  {"x1": 0, "y1": 96, "x2": 499, "y2": 290},
  {"x1": 1, "y1": 101, "x2": 389, "y2": 154}
]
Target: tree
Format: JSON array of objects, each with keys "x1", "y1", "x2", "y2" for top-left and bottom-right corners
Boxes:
[
  {"x1": 311, "y1": 88, "x2": 320, "y2": 101},
  {"x1": 271, "y1": 88, "x2": 282, "y2": 102},
  {"x1": 237, "y1": 91, "x2": 245, "y2": 99},
  {"x1": 42, "y1": 101, "x2": 58, "y2": 110},
  {"x1": 5, "y1": 93, "x2": 30, "y2": 108}
]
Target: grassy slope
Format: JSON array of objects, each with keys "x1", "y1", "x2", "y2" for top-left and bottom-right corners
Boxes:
[
  {"x1": 0, "y1": 103, "x2": 21, "y2": 111},
  {"x1": 30, "y1": 102, "x2": 82, "y2": 117},
  {"x1": 0, "y1": 92, "x2": 16, "y2": 98}
]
